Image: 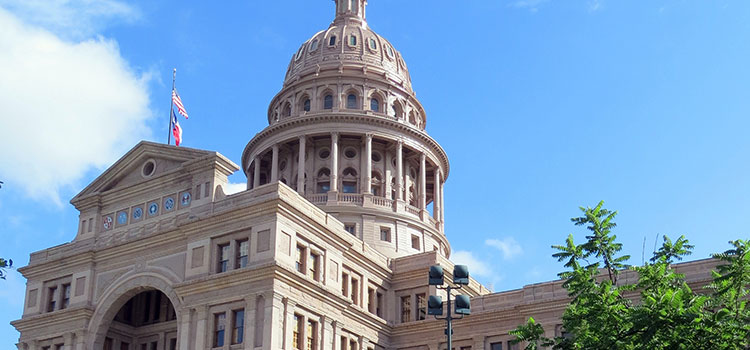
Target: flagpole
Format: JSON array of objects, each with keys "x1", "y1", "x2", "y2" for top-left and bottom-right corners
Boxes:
[{"x1": 168, "y1": 68, "x2": 176, "y2": 145}]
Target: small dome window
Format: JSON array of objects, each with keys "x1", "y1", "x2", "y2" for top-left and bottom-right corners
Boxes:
[
  {"x1": 370, "y1": 98, "x2": 380, "y2": 112},
  {"x1": 343, "y1": 167, "x2": 358, "y2": 177},
  {"x1": 319, "y1": 148, "x2": 330, "y2": 159},
  {"x1": 317, "y1": 168, "x2": 331, "y2": 177},
  {"x1": 349, "y1": 35, "x2": 357, "y2": 46},
  {"x1": 385, "y1": 44, "x2": 395, "y2": 59},
  {"x1": 295, "y1": 46, "x2": 304, "y2": 61},
  {"x1": 329, "y1": 35, "x2": 337, "y2": 46},
  {"x1": 347, "y1": 94, "x2": 357, "y2": 109},
  {"x1": 344, "y1": 148, "x2": 357, "y2": 159},
  {"x1": 303, "y1": 98, "x2": 311, "y2": 112},
  {"x1": 310, "y1": 39, "x2": 319, "y2": 51},
  {"x1": 283, "y1": 103, "x2": 292, "y2": 117},
  {"x1": 368, "y1": 38, "x2": 377, "y2": 50},
  {"x1": 324, "y1": 95, "x2": 333, "y2": 109},
  {"x1": 371, "y1": 152, "x2": 382, "y2": 162}
]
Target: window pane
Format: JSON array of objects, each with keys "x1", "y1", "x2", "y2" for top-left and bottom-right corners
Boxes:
[
  {"x1": 215, "y1": 313, "x2": 226, "y2": 347},
  {"x1": 233, "y1": 310, "x2": 245, "y2": 344},
  {"x1": 303, "y1": 99, "x2": 311, "y2": 112},
  {"x1": 401, "y1": 296, "x2": 411, "y2": 322},
  {"x1": 324, "y1": 95, "x2": 333, "y2": 109},
  {"x1": 347, "y1": 94, "x2": 357, "y2": 109},
  {"x1": 237, "y1": 240, "x2": 249, "y2": 268},
  {"x1": 370, "y1": 99, "x2": 379, "y2": 112},
  {"x1": 417, "y1": 293, "x2": 426, "y2": 320}
]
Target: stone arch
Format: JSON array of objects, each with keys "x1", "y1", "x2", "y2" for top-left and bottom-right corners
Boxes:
[{"x1": 87, "y1": 269, "x2": 182, "y2": 349}]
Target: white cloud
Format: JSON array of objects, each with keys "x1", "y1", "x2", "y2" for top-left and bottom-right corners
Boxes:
[
  {"x1": 588, "y1": 0, "x2": 602, "y2": 12},
  {"x1": 451, "y1": 250, "x2": 492, "y2": 279},
  {"x1": 0, "y1": 4, "x2": 153, "y2": 205},
  {"x1": 485, "y1": 237, "x2": 524, "y2": 260},
  {"x1": 224, "y1": 182, "x2": 247, "y2": 195},
  {"x1": 0, "y1": 0, "x2": 140, "y2": 39}
]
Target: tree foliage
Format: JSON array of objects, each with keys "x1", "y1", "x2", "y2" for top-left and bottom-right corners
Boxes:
[
  {"x1": 512, "y1": 201, "x2": 750, "y2": 350},
  {"x1": 0, "y1": 257, "x2": 12, "y2": 280}
]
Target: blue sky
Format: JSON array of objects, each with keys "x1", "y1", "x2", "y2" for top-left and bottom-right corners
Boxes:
[{"x1": 1, "y1": 0, "x2": 749, "y2": 346}]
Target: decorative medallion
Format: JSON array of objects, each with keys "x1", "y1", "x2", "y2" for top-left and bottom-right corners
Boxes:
[
  {"x1": 148, "y1": 202, "x2": 159, "y2": 216},
  {"x1": 164, "y1": 197, "x2": 175, "y2": 211},
  {"x1": 133, "y1": 207, "x2": 143, "y2": 220},
  {"x1": 180, "y1": 192, "x2": 191, "y2": 207},
  {"x1": 103, "y1": 216, "x2": 113, "y2": 230},
  {"x1": 117, "y1": 211, "x2": 128, "y2": 225}
]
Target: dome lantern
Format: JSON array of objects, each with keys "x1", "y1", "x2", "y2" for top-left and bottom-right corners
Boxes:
[{"x1": 333, "y1": 0, "x2": 367, "y2": 26}]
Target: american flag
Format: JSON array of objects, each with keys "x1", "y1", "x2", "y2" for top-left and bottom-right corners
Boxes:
[
  {"x1": 171, "y1": 110, "x2": 183, "y2": 146},
  {"x1": 172, "y1": 89, "x2": 189, "y2": 119}
]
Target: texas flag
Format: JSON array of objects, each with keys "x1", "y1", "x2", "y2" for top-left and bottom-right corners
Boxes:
[{"x1": 171, "y1": 109, "x2": 183, "y2": 146}]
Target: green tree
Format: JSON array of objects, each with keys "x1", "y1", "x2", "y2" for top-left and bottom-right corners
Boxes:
[
  {"x1": 512, "y1": 202, "x2": 750, "y2": 350},
  {"x1": 0, "y1": 257, "x2": 12, "y2": 280}
]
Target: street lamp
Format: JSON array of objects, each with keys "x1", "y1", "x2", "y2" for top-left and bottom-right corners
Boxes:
[{"x1": 428, "y1": 265, "x2": 471, "y2": 350}]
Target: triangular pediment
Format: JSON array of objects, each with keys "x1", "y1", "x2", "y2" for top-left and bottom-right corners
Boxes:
[{"x1": 71, "y1": 141, "x2": 223, "y2": 206}]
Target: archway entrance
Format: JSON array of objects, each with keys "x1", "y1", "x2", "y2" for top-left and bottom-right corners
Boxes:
[{"x1": 102, "y1": 290, "x2": 178, "y2": 350}]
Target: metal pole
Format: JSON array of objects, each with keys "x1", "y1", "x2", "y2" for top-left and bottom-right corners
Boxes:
[
  {"x1": 167, "y1": 68, "x2": 176, "y2": 145},
  {"x1": 446, "y1": 285, "x2": 453, "y2": 350}
]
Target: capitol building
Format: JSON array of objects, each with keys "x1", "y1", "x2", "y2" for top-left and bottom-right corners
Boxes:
[{"x1": 12, "y1": 1, "x2": 718, "y2": 349}]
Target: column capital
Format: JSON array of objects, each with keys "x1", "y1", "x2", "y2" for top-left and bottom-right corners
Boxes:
[
  {"x1": 365, "y1": 133, "x2": 374, "y2": 141},
  {"x1": 420, "y1": 153, "x2": 426, "y2": 161},
  {"x1": 331, "y1": 131, "x2": 340, "y2": 139}
]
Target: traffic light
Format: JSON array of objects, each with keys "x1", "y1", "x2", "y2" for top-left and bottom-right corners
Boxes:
[
  {"x1": 455, "y1": 294, "x2": 471, "y2": 315},
  {"x1": 453, "y1": 265, "x2": 469, "y2": 285},
  {"x1": 429, "y1": 265, "x2": 444, "y2": 286},
  {"x1": 428, "y1": 295, "x2": 443, "y2": 315}
]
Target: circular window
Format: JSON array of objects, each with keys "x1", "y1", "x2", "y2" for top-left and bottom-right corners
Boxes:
[
  {"x1": 372, "y1": 152, "x2": 382, "y2": 162},
  {"x1": 142, "y1": 159, "x2": 156, "y2": 178},
  {"x1": 279, "y1": 160, "x2": 287, "y2": 171},
  {"x1": 344, "y1": 148, "x2": 357, "y2": 159},
  {"x1": 319, "y1": 148, "x2": 330, "y2": 159}
]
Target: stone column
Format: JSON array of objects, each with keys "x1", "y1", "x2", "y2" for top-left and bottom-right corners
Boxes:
[
  {"x1": 253, "y1": 156, "x2": 261, "y2": 189},
  {"x1": 297, "y1": 136, "x2": 306, "y2": 195},
  {"x1": 420, "y1": 154, "x2": 427, "y2": 210},
  {"x1": 440, "y1": 180, "x2": 445, "y2": 225},
  {"x1": 178, "y1": 308, "x2": 192, "y2": 350},
  {"x1": 404, "y1": 161, "x2": 411, "y2": 205},
  {"x1": 282, "y1": 297, "x2": 298, "y2": 350},
  {"x1": 364, "y1": 134, "x2": 373, "y2": 194},
  {"x1": 396, "y1": 140, "x2": 403, "y2": 201},
  {"x1": 331, "y1": 320, "x2": 339, "y2": 350},
  {"x1": 331, "y1": 132, "x2": 339, "y2": 192},
  {"x1": 271, "y1": 144, "x2": 280, "y2": 183},
  {"x1": 433, "y1": 168, "x2": 441, "y2": 221},
  {"x1": 194, "y1": 306, "x2": 209, "y2": 350},
  {"x1": 243, "y1": 295, "x2": 257, "y2": 350},
  {"x1": 63, "y1": 333, "x2": 74, "y2": 350}
]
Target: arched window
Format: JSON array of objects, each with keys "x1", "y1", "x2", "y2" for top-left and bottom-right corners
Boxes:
[
  {"x1": 283, "y1": 104, "x2": 291, "y2": 117},
  {"x1": 392, "y1": 102, "x2": 403, "y2": 119},
  {"x1": 310, "y1": 39, "x2": 319, "y2": 51},
  {"x1": 342, "y1": 167, "x2": 358, "y2": 177},
  {"x1": 324, "y1": 95, "x2": 333, "y2": 109},
  {"x1": 316, "y1": 168, "x2": 331, "y2": 193},
  {"x1": 349, "y1": 35, "x2": 357, "y2": 46},
  {"x1": 370, "y1": 98, "x2": 380, "y2": 112},
  {"x1": 347, "y1": 94, "x2": 357, "y2": 109},
  {"x1": 303, "y1": 99, "x2": 311, "y2": 112},
  {"x1": 317, "y1": 168, "x2": 331, "y2": 177},
  {"x1": 329, "y1": 36, "x2": 337, "y2": 46}
]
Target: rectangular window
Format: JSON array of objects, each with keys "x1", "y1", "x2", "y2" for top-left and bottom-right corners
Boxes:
[
  {"x1": 149, "y1": 342, "x2": 157, "y2": 350},
  {"x1": 61, "y1": 283, "x2": 71, "y2": 309},
  {"x1": 341, "y1": 273, "x2": 349, "y2": 297},
  {"x1": 205, "y1": 181, "x2": 211, "y2": 198},
  {"x1": 103, "y1": 338, "x2": 113, "y2": 350},
  {"x1": 411, "y1": 235, "x2": 420, "y2": 250},
  {"x1": 232, "y1": 309, "x2": 245, "y2": 344},
  {"x1": 169, "y1": 339, "x2": 176, "y2": 350},
  {"x1": 400, "y1": 296, "x2": 411, "y2": 323},
  {"x1": 417, "y1": 293, "x2": 426, "y2": 320},
  {"x1": 55, "y1": 345, "x2": 63, "y2": 350},
  {"x1": 296, "y1": 246, "x2": 306, "y2": 273},
  {"x1": 121, "y1": 342, "x2": 130, "y2": 350},
  {"x1": 307, "y1": 319, "x2": 318, "y2": 350},
  {"x1": 507, "y1": 341, "x2": 519, "y2": 350},
  {"x1": 379, "y1": 227, "x2": 391, "y2": 242},
  {"x1": 350, "y1": 278, "x2": 359, "y2": 305},
  {"x1": 140, "y1": 344, "x2": 147, "y2": 350},
  {"x1": 218, "y1": 244, "x2": 230, "y2": 273},
  {"x1": 308, "y1": 253, "x2": 319, "y2": 281},
  {"x1": 344, "y1": 224, "x2": 356, "y2": 235},
  {"x1": 460, "y1": 347, "x2": 472, "y2": 350},
  {"x1": 367, "y1": 287, "x2": 376, "y2": 314},
  {"x1": 340, "y1": 336, "x2": 347, "y2": 350},
  {"x1": 490, "y1": 343, "x2": 503, "y2": 350},
  {"x1": 350, "y1": 339, "x2": 358, "y2": 350},
  {"x1": 342, "y1": 182, "x2": 357, "y2": 193},
  {"x1": 293, "y1": 314, "x2": 303, "y2": 350},
  {"x1": 236, "y1": 239, "x2": 249, "y2": 268},
  {"x1": 214, "y1": 313, "x2": 226, "y2": 347},
  {"x1": 47, "y1": 286, "x2": 57, "y2": 312},
  {"x1": 376, "y1": 292, "x2": 384, "y2": 317}
]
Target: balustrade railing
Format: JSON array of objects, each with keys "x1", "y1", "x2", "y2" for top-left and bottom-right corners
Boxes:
[
  {"x1": 306, "y1": 194, "x2": 328, "y2": 203},
  {"x1": 406, "y1": 205, "x2": 421, "y2": 216},
  {"x1": 371, "y1": 196, "x2": 394, "y2": 208},
  {"x1": 338, "y1": 193, "x2": 363, "y2": 204}
]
